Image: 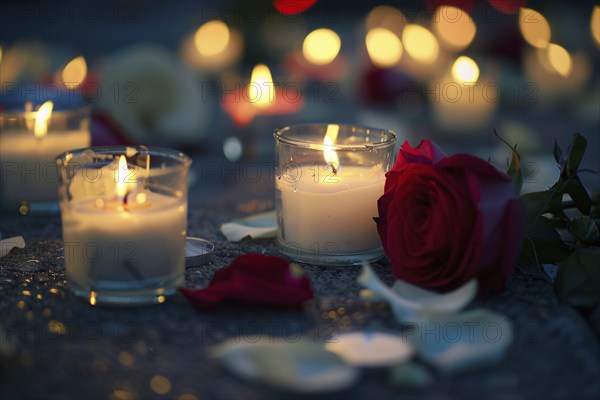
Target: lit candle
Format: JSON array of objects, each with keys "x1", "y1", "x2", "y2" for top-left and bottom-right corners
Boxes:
[
  {"x1": 179, "y1": 20, "x2": 243, "y2": 72},
  {"x1": 282, "y1": 28, "x2": 348, "y2": 81},
  {"x1": 0, "y1": 101, "x2": 90, "y2": 213},
  {"x1": 430, "y1": 56, "x2": 498, "y2": 132},
  {"x1": 222, "y1": 63, "x2": 303, "y2": 126},
  {"x1": 57, "y1": 147, "x2": 190, "y2": 306},
  {"x1": 275, "y1": 124, "x2": 396, "y2": 265}
]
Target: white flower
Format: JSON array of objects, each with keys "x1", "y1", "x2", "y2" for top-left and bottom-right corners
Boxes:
[{"x1": 98, "y1": 45, "x2": 209, "y2": 145}]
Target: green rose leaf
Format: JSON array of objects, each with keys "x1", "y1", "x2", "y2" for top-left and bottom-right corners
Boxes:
[
  {"x1": 521, "y1": 190, "x2": 564, "y2": 223},
  {"x1": 569, "y1": 216, "x2": 600, "y2": 244},
  {"x1": 564, "y1": 176, "x2": 592, "y2": 215},
  {"x1": 517, "y1": 237, "x2": 543, "y2": 276},
  {"x1": 554, "y1": 248, "x2": 600, "y2": 308},
  {"x1": 565, "y1": 133, "x2": 587, "y2": 176},
  {"x1": 526, "y1": 218, "x2": 571, "y2": 264},
  {"x1": 552, "y1": 138, "x2": 563, "y2": 165}
]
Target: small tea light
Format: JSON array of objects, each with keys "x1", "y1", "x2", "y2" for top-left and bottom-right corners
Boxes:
[
  {"x1": 0, "y1": 102, "x2": 90, "y2": 213},
  {"x1": 221, "y1": 64, "x2": 303, "y2": 126},
  {"x1": 56, "y1": 146, "x2": 191, "y2": 306},
  {"x1": 274, "y1": 124, "x2": 396, "y2": 265}
]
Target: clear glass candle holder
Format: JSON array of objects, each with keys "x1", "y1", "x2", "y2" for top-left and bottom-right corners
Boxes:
[
  {"x1": 274, "y1": 124, "x2": 397, "y2": 266},
  {"x1": 0, "y1": 105, "x2": 91, "y2": 214},
  {"x1": 56, "y1": 146, "x2": 191, "y2": 306}
]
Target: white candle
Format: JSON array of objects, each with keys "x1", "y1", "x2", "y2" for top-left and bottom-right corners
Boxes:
[
  {"x1": 0, "y1": 102, "x2": 90, "y2": 209},
  {"x1": 62, "y1": 192, "x2": 186, "y2": 289},
  {"x1": 57, "y1": 151, "x2": 190, "y2": 305},
  {"x1": 276, "y1": 164, "x2": 384, "y2": 254},
  {"x1": 0, "y1": 130, "x2": 90, "y2": 204}
]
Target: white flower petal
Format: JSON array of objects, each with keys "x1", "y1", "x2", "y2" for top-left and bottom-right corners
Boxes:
[
  {"x1": 210, "y1": 337, "x2": 359, "y2": 392},
  {"x1": 220, "y1": 210, "x2": 277, "y2": 242},
  {"x1": 0, "y1": 236, "x2": 25, "y2": 258},
  {"x1": 388, "y1": 362, "x2": 434, "y2": 388},
  {"x1": 98, "y1": 45, "x2": 209, "y2": 144},
  {"x1": 325, "y1": 332, "x2": 414, "y2": 367},
  {"x1": 357, "y1": 263, "x2": 477, "y2": 322},
  {"x1": 407, "y1": 308, "x2": 513, "y2": 375},
  {"x1": 391, "y1": 278, "x2": 477, "y2": 312}
]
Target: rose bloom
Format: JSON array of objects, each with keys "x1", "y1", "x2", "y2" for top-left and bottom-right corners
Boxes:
[{"x1": 377, "y1": 140, "x2": 526, "y2": 294}]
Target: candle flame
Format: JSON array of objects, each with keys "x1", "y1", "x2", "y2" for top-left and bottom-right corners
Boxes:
[
  {"x1": 61, "y1": 56, "x2": 87, "y2": 88},
  {"x1": 116, "y1": 155, "x2": 129, "y2": 200},
  {"x1": 451, "y1": 56, "x2": 480, "y2": 85},
  {"x1": 546, "y1": 43, "x2": 572, "y2": 77},
  {"x1": 194, "y1": 20, "x2": 230, "y2": 57},
  {"x1": 433, "y1": 6, "x2": 477, "y2": 51},
  {"x1": 592, "y1": 6, "x2": 600, "y2": 46},
  {"x1": 519, "y1": 8, "x2": 551, "y2": 48},
  {"x1": 402, "y1": 24, "x2": 439, "y2": 64},
  {"x1": 323, "y1": 124, "x2": 340, "y2": 174},
  {"x1": 302, "y1": 28, "x2": 341, "y2": 66},
  {"x1": 366, "y1": 28, "x2": 403, "y2": 67},
  {"x1": 34, "y1": 101, "x2": 53, "y2": 139},
  {"x1": 248, "y1": 64, "x2": 275, "y2": 109}
]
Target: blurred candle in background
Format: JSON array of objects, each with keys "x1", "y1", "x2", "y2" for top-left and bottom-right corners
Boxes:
[
  {"x1": 222, "y1": 63, "x2": 303, "y2": 126},
  {"x1": 283, "y1": 27, "x2": 347, "y2": 81},
  {"x1": 0, "y1": 101, "x2": 91, "y2": 213},
  {"x1": 180, "y1": 20, "x2": 243, "y2": 72},
  {"x1": 430, "y1": 56, "x2": 498, "y2": 132}
]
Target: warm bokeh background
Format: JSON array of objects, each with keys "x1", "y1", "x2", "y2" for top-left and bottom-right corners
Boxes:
[{"x1": 2, "y1": 0, "x2": 599, "y2": 193}]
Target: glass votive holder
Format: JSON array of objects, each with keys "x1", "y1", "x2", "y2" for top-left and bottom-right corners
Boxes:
[
  {"x1": 0, "y1": 103, "x2": 91, "y2": 214},
  {"x1": 56, "y1": 146, "x2": 191, "y2": 306},
  {"x1": 274, "y1": 124, "x2": 397, "y2": 266}
]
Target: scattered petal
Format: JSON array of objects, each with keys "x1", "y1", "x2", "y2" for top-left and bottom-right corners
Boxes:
[
  {"x1": 210, "y1": 337, "x2": 359, "y2": 392},
  {"x1": 220, "y1": 210, "x2": 277, "y2": 242},
  {"x1": 181, "y1": 253, "x2": 313, "y2": 308},
  {"x1": 358, "y1": 263, "x2": 477, "y2": 322},
  {"x1": 407, "y1": 309, "x2": 513, "y2": 375},
  {"x1": 325, "y1": 332, "x2": 414, "y2": 367},
  {"x1": 388, "y1": 362, "x2": 433, "y2": 388},
  {"x1": 0, "y1": 236, "x2": 25, "y2": 258}
]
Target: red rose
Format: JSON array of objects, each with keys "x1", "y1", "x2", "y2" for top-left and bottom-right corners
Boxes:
[{"x1": 377, "y1": 140, "x2": 526, "y2": 294}]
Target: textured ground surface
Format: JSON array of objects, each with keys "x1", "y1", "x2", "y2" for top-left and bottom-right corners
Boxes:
[{"x1": 1, "y1": 160, "x2": 599, "y2": 400}]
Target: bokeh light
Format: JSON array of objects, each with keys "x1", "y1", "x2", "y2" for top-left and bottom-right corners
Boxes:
[
  {"x1": 433, "y1": 6, "x2": 477, "y2": 50},
  {"x1": 61, "y1": 56, "x2": 87, "y2": 87},
  {"x1": 366, "y1": 5, "x2": 406, "y2": 35},
  {"x1": 547, "y1": 43, "x2": 572, "y2": 77},
  {"x1": 302, "y1": 28, "x2": 341, "y2": 65},
  {"x1": 194, "y1": 20, "x2": 230, "y2": 57},
  {"x1": 402, "y1": 24, "x2": 439, "y2": 64},
  {"x1": 366, "y1": 28, "x2": 403, "y2": 68},
  {"x1": 223, "y1": 137, "x2": 243, "y2": 161},
  {"x1": 592, "y1": 6, "x2": 600, "y2": 46},
  {"x1": 519, "y1": 8, "x2": 551, "y2": 48},
  {"x1": 451, "y1": 56, "x2": 480, "y2": 84}
]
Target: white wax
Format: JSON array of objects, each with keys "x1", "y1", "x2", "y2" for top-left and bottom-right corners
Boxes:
[
  {"x1": 277, "y1": 164, "x2": 384, "y2": 254},
  {"x1": 0, "y1": 130, "x2": 90, "y2": 204},
  {"x1": 61, "y1": 192, "x2": 186, "y2": 289}
]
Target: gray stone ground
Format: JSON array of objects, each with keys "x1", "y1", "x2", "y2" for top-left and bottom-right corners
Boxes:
[{"x1": 1, "y1": 169, "x2": 599, "y2": 400}]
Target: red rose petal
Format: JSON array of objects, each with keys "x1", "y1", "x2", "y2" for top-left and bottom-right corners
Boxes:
[{"x1": 181, "y1": 253, "x2": 314, "y2": 308}]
